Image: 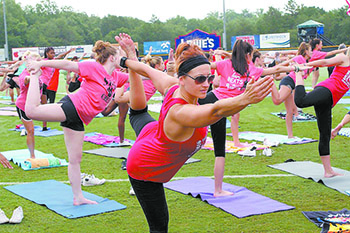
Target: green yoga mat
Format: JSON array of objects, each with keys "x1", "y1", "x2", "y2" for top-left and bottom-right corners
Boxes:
[{"x1": 268, "y1": 161, "x2": 350, "y2": 195}]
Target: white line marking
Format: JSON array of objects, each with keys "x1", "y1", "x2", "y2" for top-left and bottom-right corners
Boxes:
[{"x1": 0, "y1": 174, "x2": 293, "y2": 186}]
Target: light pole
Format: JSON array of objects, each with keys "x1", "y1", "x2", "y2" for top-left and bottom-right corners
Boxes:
[
  {"x1": 223, "y1": 0, "x2": 227, "y2": 50},
  {"x1": 2, "y1": 0, "x2": 8, "y2": 60}
]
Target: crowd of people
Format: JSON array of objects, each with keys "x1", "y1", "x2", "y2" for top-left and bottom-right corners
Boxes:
[{"x1": 0, "y1": 34, "x2": 349, "y2": 232}]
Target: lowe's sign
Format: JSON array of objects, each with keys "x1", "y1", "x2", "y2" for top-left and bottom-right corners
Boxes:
[
  {"x1": 175, "y1": 29, "x2": 221, "y2": 51},
  {"x1": 144, "y1": 41, "x2": 171, "y2": 55}
]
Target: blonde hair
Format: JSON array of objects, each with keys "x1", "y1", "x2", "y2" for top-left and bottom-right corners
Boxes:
[
  {"x1": 92, "y1": 40, "x2": 117, "y2": 64},
  {"x1": 22, "y1": 51, "x2": 41, "y2": 61},
  {"x1": 142, "y1": 54, "x2": 163, "y2": 68}
]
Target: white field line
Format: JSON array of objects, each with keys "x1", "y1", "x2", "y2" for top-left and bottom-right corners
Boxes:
[{"x1": 0, "y1": 174, "x2": 293, "y2": 186}]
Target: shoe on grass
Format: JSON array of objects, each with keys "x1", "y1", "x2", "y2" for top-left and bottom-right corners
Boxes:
[
  {"x1": 238, "y1": 147, "x2": 256, "y2": 157},
  {"x1": 82, "y1": 174, "x2": 106, "y2": 186},
  {"x1": 0, "y1": 209, "x2": 9, "y2": 224},
  {"x1": 118, "y1": 141, "x2": 131, "y2": 146},
  {"x1": 129, "y1": 187, "x2": 135, "y2": 196},
  {"x1": 9, "y1": 206, "x2": 23, "y2": 224}
]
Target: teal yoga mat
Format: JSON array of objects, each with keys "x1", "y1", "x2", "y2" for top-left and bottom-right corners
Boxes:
[
  {"x1": 268, "y1": 161, "x2": 350, "y2": 195},
  {"x1": 4, "y1": 180, "x2": 126, "y2": 218}
]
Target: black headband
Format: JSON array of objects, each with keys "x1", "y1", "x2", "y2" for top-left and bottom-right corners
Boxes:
[{"x1": 178, "y1": 55, "x2": 210, "y2": 76}]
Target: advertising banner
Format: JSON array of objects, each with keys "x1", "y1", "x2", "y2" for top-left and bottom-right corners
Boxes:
[
  {"x1": 231, "y1": 35, "x2": 260, "y2": 49},
  {"x1": 144, "y1": 41, "x2": 171, "y2": 55},
  {"x1": 260, "y1": 33, "x2": 290, "y2": 48},
  {"x1": 175, "y1": 29, "x2": 221, "y2": 51},
  {"x1": 12, "y1": 47, "x2": 39, "y2": 60}
]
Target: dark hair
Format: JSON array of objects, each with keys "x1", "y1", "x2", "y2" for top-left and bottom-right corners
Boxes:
[
  {"x1": 44, "y1": 47, "x2": 54, "y2": 58},
  {"x1": 71, "y1": 56, "x2": 79, "y2": 61},
  {"x1": 231, "y1": 40, "x2": 253, "y2": 76},
  {"x1": 252, "y1": 49, "x2": 261, "y2": 63},
  {"x1": 310, "y1": 38, "x2": 321, "y2": 51}
]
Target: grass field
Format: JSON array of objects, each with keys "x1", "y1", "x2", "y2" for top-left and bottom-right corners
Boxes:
[{"x1": 0, "y1": 68, "x2": 350, "y2": 232}]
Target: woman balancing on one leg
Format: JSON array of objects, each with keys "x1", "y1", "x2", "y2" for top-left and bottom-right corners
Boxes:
[
  {"x1": 198, "y1": 40, "x2": 310, "y2": 197},
  {"x1": 115, "y1": 33, "x2": 274, "y2": 233},
  {"x1": 25, "y1": 40, "x2": 129, "y2": 205},
  {"x1": 270, "y1": 42, "x2": 313, "y2": 138},
  {"x1": 294, "y1": 47, "x2": 350, "y2": 178},
  {"x1": 15, "y1": 51, "x2": 44, "y2": 159}
]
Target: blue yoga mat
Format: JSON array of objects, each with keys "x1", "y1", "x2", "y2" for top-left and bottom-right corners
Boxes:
[
  {"x1": 4, "y1": 180, "x2": 126, "y2": 219},
  {"x1": 1, "y1": 149, "x2": 68, "y2": 170},
  {"x1": 9, "y1": 126, "x2": 64, "y2": 137},
  {"x1": 164, "y1": 177, "x2": 294, "y2": 218}
]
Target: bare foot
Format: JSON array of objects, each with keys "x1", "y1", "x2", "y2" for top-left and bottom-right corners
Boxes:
[
  {"x1": 73, "y1": 197, "x2": 98, "y2": 206},
  {"x1": 214, "y1": 190, "x2": 234, "y2": 197},
  {"x1": 324, "y1": 171, "x2": 344, "y2": 178}
]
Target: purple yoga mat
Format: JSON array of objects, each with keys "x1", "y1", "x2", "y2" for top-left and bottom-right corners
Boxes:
[{"x1": 164, "y1": 177, "x2": 294, "y2": 218}]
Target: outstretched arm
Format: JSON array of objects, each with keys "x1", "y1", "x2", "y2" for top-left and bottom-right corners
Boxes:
[
  {"x1": 306, "y1": 53, "x2": 346, "y2": 67},
  {"x1": 115, "y1": 33, "x2": 178, "y2": 95},
  {"x1": 0, "y1": 152, "x2": 13, "y2": 169},
  {"x1": 331, "y1": 112, "x2": 350, "y2": 139},
  {"x1": 26, "y1": 59, "x2": 80, "y2": 74}
]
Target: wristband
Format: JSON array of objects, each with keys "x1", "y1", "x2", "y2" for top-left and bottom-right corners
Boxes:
[{"x1": 120, "y1": 57, "x2": 128, "y2": 68}]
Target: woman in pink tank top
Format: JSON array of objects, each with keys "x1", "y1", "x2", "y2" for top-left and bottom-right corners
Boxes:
[
  {"x1": 295, "y1": 47, "x2": 350, "y2": 178},
  {"x1": 116, "y1": 33, "x2": 274, "y2": 233},
  {"x1": 25, "y1": 40, "x2": 127, "y2": 206}
]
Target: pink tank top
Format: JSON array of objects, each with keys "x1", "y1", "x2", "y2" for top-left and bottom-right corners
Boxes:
[
  {"x1": 127, "y1": 85, "x2": 208, "y2": 183},
  {"x1": 317, "y1": 65, "x2": 350, "y2": 107}
]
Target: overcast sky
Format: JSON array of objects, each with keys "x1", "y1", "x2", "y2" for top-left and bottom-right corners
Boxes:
[{"x1": 16, "y1": 0, "x2": 349, "y2": 22}]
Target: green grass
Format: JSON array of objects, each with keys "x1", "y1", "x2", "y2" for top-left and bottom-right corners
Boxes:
[{"x1": 1, "y1": 68, "x2": 350, "y2": 232}]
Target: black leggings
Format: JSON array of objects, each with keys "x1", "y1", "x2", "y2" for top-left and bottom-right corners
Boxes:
[
  {"x1": 198, "y1": 92, "x2": 226, "y2": 157},
  {"x1": 294, "y1": 86, "x2": 333, "y2": 156},
  {"x1": 128, "y1": 107, "x2": 168, "y2": 232}
]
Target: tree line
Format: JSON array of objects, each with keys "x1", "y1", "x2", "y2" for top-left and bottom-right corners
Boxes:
[{"x1": 0, "y1": 0, "x2": 349, "y2": 59}]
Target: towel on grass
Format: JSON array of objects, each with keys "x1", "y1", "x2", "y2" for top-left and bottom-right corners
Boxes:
[
  {"x1": 202, "y1": 137, "x2": 268, "y2": 153},
  {"x1": 237, "y1": 131, "x2": 317, "y2": 145},
  {"x1": 84, "y1": 132, "x2": 135, "y2": 147},
  {"x1": 271, "y1": 111, "x2": 317, "y2": 122},
  {"x1": 1, "y1": 149, "x2": 68, "y2": 170}
]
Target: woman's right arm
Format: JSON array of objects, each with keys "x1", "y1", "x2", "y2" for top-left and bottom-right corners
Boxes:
[{"x1": 27, "y1": 60, "x2": 80, "y2": 74}]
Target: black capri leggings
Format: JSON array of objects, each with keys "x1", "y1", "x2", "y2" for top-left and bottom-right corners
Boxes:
[
  {"x1": 294, "y1": 85, "x2": 333, "y2": 156},
  {"x1": 128, "y1": 107, "x2": 168, "y2": 232},
  {"x1": 198, "y1": 92, "x2": 226, "y2": 157}
]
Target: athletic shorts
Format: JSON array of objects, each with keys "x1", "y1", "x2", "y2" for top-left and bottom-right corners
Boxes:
[
  {"x1": 6, "y1": 77, "x2": 19, "y2": 89},
  {"x1": 42, "y1": 84, "x2": 48, "y2": 96},
  {"x1": 279, "y1": 76, "x2": 295, "y2": 91},
  {"x1": 58, "y1": 95, "x2": 84, "y2": 131},
  {"x1": 16, "y1": 106, "x2": 31, "y2": 121}
]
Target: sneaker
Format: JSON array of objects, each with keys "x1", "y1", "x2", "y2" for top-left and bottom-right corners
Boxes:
[
  {"x1": 262, "y1": 148, "x2": 272, "y2": 157},
  {"x1": 20, "y1": 129, "x2": 27, "y2": 136},
  {"x1": 81, "y1": 173, "x2": 87, "y2": 184},
  {"x1": 121, "y1": 160, "x2": 127, "y2": 170},
  {"x1": 0, "y1": 209, "x2": 9, "y2": 224},
  {"x1": 82, "y1": 174, "x2": 106, "y2": 186},
  {"x1": 42, "y1": 127, "x2": 48, "y2": 131},
  {"x1": 9, "y1": 206, "x2": 23, "y2": 224},
  {"x1": 238, "y1": 146, "x2": 256, "y2": 157},
  {"x1": 129, "y1": 187, "x2": 135, "y2": 196},
  {"x1": 294, "y1": 115, "x2": 308, "y2": 121},
  {"x1": 118, "y1": 141, "x2": 131, "y2": 146}
]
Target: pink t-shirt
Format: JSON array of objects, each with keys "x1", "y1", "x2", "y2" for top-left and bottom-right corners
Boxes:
[
  {"x1": 310, "y1": 50, "x2": 327, "y2": 62},
  {"x1": 317, "y1": 65, "x2": 350, "y2": 107},
  {"x1": 69, "y1": 61, "x2": 128, "y2": 125},
  {"x1": 40, "y1": 58, "x2": 56, "y2": 85},
  {"x1": 123, "y1": 78, "x2": 157, "y2": 102},
  {"x1": 16, "y1": 70, "x2": 43, "y2": 111},
  {"x1": 127, "y1": 85, "x2": 208, "y2": 183},
  {"x1": 213, "y1": 59, "x2": 264, "y2": 99},
  {"x1": 288, "y1": 55, "x2": 311, "y2": 82}
]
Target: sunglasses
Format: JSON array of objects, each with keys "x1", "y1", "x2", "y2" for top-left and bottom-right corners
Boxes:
[{"x1": 183, "y1": 73, "x2": 215, "y2": 84}]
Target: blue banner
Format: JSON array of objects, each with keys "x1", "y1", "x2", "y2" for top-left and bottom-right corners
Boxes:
[
  {"x1": 175, "y1": 29, "x2": 221, "y2": 51},
  {"x1": 231, "y1": 35, "x2": 260, "y2": 49},
  {"x1": 144, "y1": 41, "x2": 171, "y2": 55}
]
